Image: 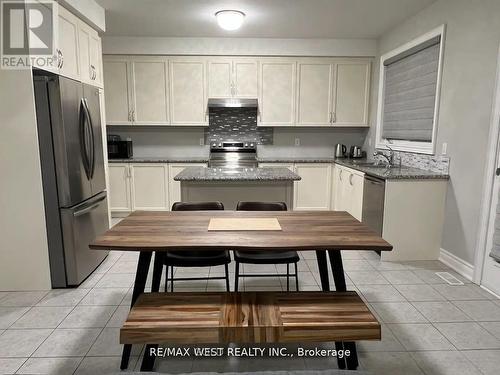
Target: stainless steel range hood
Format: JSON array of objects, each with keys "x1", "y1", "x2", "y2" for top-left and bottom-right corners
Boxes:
[{"x1": 207, "y1": 98, "x2": 258, "y2": 108}]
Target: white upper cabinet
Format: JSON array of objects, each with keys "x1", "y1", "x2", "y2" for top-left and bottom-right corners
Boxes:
[
  {"x1": 131, "y1": 60, "x2": 169, "y2": 124},
  {"x1": 259, "y1": 59, "x2": 296, "y2": 126},
  {"x1": 296, "y1": 60, "x2": 334, "y2": 126},
  {"x1": 169, "y1": 59, "x2": 207, "y2": 125},
  {"x1": 103, "y1": 57, "x2": 169, "y2": 125},
  {"x1": 57, "y1": 6, "x2": 80, "y2": 80},
  {"x1": 293, "y1": 163, "x2": 332, "y2": 211},
  {"x1": 207, "y1": 59, "x2": 258, "y2": 98},
  {"x1": 78, "y1": 20, "x2": 102, "y2": 87},
  {"x1": 208, "y1": 60, "x2": 232, "y2": 98},
  {"x1": 333, "y1": 61, "x2": 371, "y2": 126},
  {"x1": 103, "y1": 59, "x2": 132, "y2": 125},
  {"x1": 233, "y1": 60, "x2": 258, "y2": 98}
]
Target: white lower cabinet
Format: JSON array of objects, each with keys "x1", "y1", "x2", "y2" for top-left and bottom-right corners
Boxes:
[
  {"x1": 259, "y1": 162, "x2": 331, "y2": 210},
  {"x1": 130, "y1": 164, "x2": 169, "y2": 210},
  {"x1": 168, "y1": 163, "x2": 207, "y2": 206},
  {"x1": 108, "y1": 164, "x2": 132, "y2": 212},
  {"x1": 332, "y1": 165, "x2": 364, "y2": 221},
  {"x1": 293, "y1": 164, "x2": 332, "y2": 210},
  {"x1": 108, "y1": 162, "x2": 207, "y2": 215}
]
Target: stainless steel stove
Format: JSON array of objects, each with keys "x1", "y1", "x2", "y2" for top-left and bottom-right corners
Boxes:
[{"x1": 209, "y1": 141, "x2": 257, "y2": 168}]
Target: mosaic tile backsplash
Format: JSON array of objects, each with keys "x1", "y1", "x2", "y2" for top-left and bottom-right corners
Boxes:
[
  {"x1": 205, "y1": 107, "x2": 273, "y2": 144},
  {"x1": 374, "y1": 149, "x2": 451, "y2": 174}
]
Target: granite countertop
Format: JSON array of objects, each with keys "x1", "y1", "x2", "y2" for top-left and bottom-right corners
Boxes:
[
  {"x1": 335, "y1": 159, "x2": 450, "y2": 180},
  {"x1": 174, "y1": 167, "x2": 302, "y2": 182},
  {"x1": 258, "y1": 157, "x2": 336, "y2": 163},
  {"x1": 108, "y1": 157, "x2": 209, "y2": 163}
]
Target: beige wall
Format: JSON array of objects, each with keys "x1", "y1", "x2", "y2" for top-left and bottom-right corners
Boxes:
[
  {"x1": 0, "y1": 69, "x2": 52, "y2": 290},
  {"x1": 365, "y1": 0, "x2": 500, "y2": 265}
]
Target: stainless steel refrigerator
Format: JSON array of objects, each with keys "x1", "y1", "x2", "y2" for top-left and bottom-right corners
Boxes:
[{"x1": 34, "y1": 74, "x2": 109, "y2": 288}]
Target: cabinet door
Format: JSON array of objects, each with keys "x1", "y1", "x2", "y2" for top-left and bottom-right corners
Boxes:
[
  {"x1": 168, "y1": 163, "x2": 207, "y2": 206},
  {"x1": 89, "y1": 33, "x2": 102, "y2": 87},
  {"x1": 234, "y1": 60, "x2": 258, "y2": 98},
  {"x1": 208, "y1": 60, "x2": 232, "y2": 98},
  {"x1": 169, "y1": 60, "x2": 207, "y2": 125},
  {"x1": 108, "y1": 164, "x2": 131, "y2": 212},
  {"x1": 348, "y1": 172, "x2": 365, "y2": 221},
  {"x1": 296, "y1": 62, "x2": 333, "y2": 126},
  {"x1": 103, "y1": 60, "x2": 132, "y2": 124},
  {"x1": 259, "y1": 60, "x2": 296, "y2": 126},
  {"x1": 131, "y1": 60, "x2": 169, "y2": 124},
  {"x1": 333, "y1": 61, "x2": 371, "y2": 126},
  {"x1": 77, "y1": 21, "x2": 91, "y2": 84},
  {"x1": 293, "y1": 164, "x2": 332, "y2": 211},
  {"x1": 57, "y1": 6, "x2": 80, "y2": 80},
  {"x1": 130, "y1": 164, "x2": 169, "y2": 210}
]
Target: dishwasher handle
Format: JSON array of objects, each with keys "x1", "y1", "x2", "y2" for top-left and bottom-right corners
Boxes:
[{"x1": 365, "y1": 175, "x2": 385, "y2": 185}]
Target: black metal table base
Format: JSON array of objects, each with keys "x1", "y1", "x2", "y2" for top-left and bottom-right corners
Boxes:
[
  {"x1": 315, "y1": 250, "x2": 359, "y2": 370},
  {"x1": 121, "y1": 250, "x2": 359, "y2": 371}
]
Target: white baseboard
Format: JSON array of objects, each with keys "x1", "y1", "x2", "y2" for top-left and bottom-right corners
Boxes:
[{"x1": 439, "y1": 248, "x2": 474, "y2": 282}]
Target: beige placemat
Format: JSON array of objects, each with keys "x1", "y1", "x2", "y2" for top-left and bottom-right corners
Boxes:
[{"x1": 208, "y1": 218, "x2": 282, "y2": 231}]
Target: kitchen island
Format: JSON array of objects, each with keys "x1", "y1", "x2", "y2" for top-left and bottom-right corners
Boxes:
[{"x1": 174, "y1": 167, "x2": 301, "y2": 209}]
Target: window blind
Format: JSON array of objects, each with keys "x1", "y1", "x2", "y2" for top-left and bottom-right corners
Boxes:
[{"x1": 382, "y1": 36, "x2": 441, "y2": 142}]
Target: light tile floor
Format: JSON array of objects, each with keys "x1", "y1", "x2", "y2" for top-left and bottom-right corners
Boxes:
[{"x1": 0, "y1": 222, "x2": 499, "y2": 374}]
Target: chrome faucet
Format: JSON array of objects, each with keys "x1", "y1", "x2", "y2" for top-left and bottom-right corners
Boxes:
[{"x1": 373, "y1": 146, "x2": 395, "y2": 167}]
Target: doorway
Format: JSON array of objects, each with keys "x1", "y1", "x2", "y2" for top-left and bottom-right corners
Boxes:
[{"x1": 477, "y1": 45, "x2": 500, "y2": 296}]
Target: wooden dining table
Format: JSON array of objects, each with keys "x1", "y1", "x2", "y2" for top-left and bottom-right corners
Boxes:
[{"x1": 90, "y1": 210, "x2": 392, "y2": 371}]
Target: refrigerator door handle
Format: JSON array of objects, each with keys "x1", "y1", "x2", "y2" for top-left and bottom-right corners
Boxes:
[
  {"x1": 79, "y1": 99, "x2": 91, "y2": 179},
  {"x1": 72, "y1": 193, "x2": 106, "y2": 217},
  {"x1": 82, "y1": 98, "x2": 95, "y2": 179}
]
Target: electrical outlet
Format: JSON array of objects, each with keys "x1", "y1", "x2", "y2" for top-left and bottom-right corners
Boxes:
[
  {"x1": 199, "y1": 138, "x2": 204, "y2": 146},
  {"x1": 441, "y1": 142, "x2": 447, "y2": 155},
  {"x1": 295, "y1": 138, "x2": 300, "y2": 146}
]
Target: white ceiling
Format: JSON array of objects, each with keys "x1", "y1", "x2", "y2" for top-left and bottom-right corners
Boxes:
[{"x1": 96, "y1": 0, "x2": 436, "y2": 39}]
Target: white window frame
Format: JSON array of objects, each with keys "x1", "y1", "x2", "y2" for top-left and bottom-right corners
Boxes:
[{"x1": 375, "y1": 24, "x2": 446, "y2": 154}]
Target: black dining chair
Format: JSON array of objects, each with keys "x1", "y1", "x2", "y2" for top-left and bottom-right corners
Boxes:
[
  {"x1": 151, "y1": 201, "x2": 231, "y2": 292},
  {"x1": 234, "y1": 201, "x2": 300, "y2": 292}
]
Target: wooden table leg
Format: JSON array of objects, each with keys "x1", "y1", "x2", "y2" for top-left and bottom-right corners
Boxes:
[
  {"x1": 120, "y1": 251, "x2": 152, "y2": 370},
  {"x1": 328, "y1": 250, "x2": 358, "y2": 370}
]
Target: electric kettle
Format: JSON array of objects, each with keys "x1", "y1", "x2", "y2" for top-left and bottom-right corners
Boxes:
[{"x1": 335, "y1": 144, "x2": 347, "y2": 158}]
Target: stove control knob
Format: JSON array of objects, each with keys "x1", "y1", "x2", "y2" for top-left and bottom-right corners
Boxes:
[
  {"x1": 212, "y1": 143, "x2": 216, "y2": 147},
  {"x1": 250, "y1": 143, "x2": 254, "y2": 147},
  {"x1": 218, "y1": 143, "x2": 222, "y2": 147},
  {"x1": 244, "y1": 143, "x2": 248, "y2": 147}
]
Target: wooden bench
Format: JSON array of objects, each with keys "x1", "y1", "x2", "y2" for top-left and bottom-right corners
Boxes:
[{"x1": 121, "y1": 291, "x2": 381, "y2": 371}]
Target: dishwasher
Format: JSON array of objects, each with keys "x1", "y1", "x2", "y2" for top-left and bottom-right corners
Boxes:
[{"x1": 362, "y1": 175, "x2": 385, "y2": 236}]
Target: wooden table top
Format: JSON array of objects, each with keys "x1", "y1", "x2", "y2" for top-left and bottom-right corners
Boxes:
[{"x1": 90, "y1": 211, "x2": 392, "y2": 252}]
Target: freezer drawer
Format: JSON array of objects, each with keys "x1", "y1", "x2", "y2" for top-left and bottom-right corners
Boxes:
[{"x1": 60, "y1": 192, "x2": 109, "y2": 286}]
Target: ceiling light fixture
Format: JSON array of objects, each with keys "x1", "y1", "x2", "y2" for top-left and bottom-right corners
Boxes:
[{"x1": 215, "y1": 10, "x2": 245, "y2": 31}]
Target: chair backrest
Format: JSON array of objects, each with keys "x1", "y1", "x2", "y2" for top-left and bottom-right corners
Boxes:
[
  {"x1": 172, "y1": 201, "x2": 224, "y2": 211},
  {"x1": 236, "y1": 201, "x2": 287, "y2": 211}
]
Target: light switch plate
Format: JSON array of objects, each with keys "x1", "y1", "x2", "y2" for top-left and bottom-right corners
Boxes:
[
  {"x1": 295, "y1": 138, "x2": 300, "y2": 146},
  {"x1": 199, "y1": 138, "x2": 204, "y2": 146},
  {"x1": 441, "y1": 142, "x2": 447, "y2": 155}
]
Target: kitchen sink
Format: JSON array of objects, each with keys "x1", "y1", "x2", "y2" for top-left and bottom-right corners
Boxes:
[{"x1": 351, "y1": 162, "x2": 408, "y2": 169}]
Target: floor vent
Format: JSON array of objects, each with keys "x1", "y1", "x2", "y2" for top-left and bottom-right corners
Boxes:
[{"x1": 435, "y1": 272, "x2": 464, "y2": 285}]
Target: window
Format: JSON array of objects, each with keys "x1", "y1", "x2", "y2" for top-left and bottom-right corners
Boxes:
[{"x1": 376, "y1": 25, "x2": 445, "y2": 154}]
